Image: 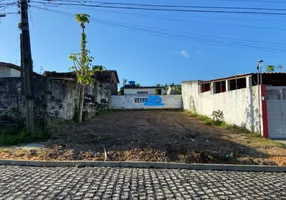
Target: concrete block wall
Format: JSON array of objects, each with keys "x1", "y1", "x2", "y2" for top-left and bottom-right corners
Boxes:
[
  {"x1": 111, "y1": 95, "x2": 182, "y2": 109},
  {"x1": 0, "y1": 77, "x2": 112, "y2": 124},
  {"x1": 182, "y1": 81, "x2": 262, "y2": 133}
]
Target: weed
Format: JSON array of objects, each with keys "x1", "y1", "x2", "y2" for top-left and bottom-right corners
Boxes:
[{"x1": 0, "y1": 125, "x2": 50, "y2": 146}]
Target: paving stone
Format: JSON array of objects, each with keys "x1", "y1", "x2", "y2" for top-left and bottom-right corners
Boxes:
[{"x1": 0, "y1": 166, "x2": 285, "y2": 199}]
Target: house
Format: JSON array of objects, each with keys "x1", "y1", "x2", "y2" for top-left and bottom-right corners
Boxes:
[
  {"x1": 122, "y1": 82, "x2": 164, "y2": 95},
  {"x1": 44, "y1": 70, "x2": 120, "y2": 95},
  {"x1": 0, "y1": 62, "x2": 22, "y2": 77},
  {"x1": 0, "y1": 62, "x2": 40, "y2": 77},
  {"x1": 182, "y1": 72, "x2": 286, "y2": 139}
]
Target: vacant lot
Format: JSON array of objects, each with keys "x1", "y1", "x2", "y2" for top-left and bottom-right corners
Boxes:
[{"x1": 1, "y1": 110, "x2": 286, "y2": 166}]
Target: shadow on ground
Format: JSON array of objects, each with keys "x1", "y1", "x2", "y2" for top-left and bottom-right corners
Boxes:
[{"x1": 29, "y1": 110, "x2": 283, "y2": 166}]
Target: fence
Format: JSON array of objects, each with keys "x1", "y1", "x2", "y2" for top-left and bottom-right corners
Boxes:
[{"x1": 111, "y1": 95, "x2": 183, "y2": 109}]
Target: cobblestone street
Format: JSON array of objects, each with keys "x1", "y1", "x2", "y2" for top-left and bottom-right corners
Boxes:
[{"x1": 0, "y1": 165, "x2": 286, "y2": 200}]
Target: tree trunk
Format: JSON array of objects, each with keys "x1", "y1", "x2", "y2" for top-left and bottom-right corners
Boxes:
[{"x1": 77, "y1": 84, "x2": 85, "y2": 123}]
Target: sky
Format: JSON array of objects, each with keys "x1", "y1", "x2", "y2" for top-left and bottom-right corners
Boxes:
[{"x1": 1, "y1": 0, "x2": 286, "y2": 87}]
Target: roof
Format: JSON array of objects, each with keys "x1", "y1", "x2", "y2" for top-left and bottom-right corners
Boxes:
[
  {"x1": 0, "y1": 62, "x2": 22, "y2": 71},
  {"x1": 198, "y1": 72, "x2": 286, "y2": 84},
  {"x1": 123, "y1": 86, "x2": 164, "y2": 89},
  {"x1": 189, "y1": 72, "x2": 286, "y2": 86},
  {"x1": 44, "y1": 70, "x2": 120, "y2": 83},
  {"x1": 0, "y1": 62, "x2": 41, "y2": 77}
]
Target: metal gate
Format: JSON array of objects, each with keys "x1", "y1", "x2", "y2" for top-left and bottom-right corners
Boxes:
[{"x1": 266, "y1": 88, "x2": 286, "y2": 139}]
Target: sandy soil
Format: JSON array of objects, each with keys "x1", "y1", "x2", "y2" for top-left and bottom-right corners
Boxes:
[{"x1": 1, "y1": 110, "x2": 286, "y2": 166}]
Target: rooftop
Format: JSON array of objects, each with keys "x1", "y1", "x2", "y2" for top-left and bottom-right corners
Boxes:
[
  {"x1": 197, "y1": 72, "x2": 286, "y2": 86},
  {"x1": 0, "y1": 62, "x2": 41, "y2": 77},
  {"x1": 123, "y1": 86, "x2": 164, "y2": 89},
  {"x1": 44, "y1": 70, "x2": 120, "y2": 83}
]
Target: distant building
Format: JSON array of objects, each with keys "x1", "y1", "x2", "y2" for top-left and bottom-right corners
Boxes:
[
  {"x1": 0, "y1": 62, "x2": 21, "y2": 77},
  {"x1": 0, "y1": 62, "x2": 40, "y2": 77},
  {"x1": 44, "y1": 70, "x2": 120, "y2": 95},
  {"x1": 122, "y1": 82, "x2": 164, "y2": 95}
]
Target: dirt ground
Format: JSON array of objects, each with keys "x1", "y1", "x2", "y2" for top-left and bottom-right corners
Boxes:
[{"x1": 1, "y1": 110, "x2": 286, "y2": 166}]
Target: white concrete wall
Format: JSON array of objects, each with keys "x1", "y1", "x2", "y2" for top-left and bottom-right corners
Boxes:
[
  {"x1": 0, "y1": 66, "x2": 11, "y2": 77},
  {"x1": 112, "y1": 95, "x2": 182, "y2": 109},
  {"x1": 124, "y1": 88, "x2": 157, "y2": 95},
  {"x1": 10, "y1": 68, "x2": 21, "y2": 77},
  {"x1": 182, "y1": 81, "x2": 262, "y2": 133}
]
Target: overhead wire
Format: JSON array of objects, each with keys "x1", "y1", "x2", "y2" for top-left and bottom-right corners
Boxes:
[
  {"x1": 29, "y1": 1, "x2": 286, "y2": 16},
  {"x1": 29, "y1": 4, "x2": 286, "y2": 47},
  {"x1": 218, "y1": 0, "x2": 286, "y2": 4},
  {"x1": 32, "y1": 0, "x2": 286, "y2": 12},
  {"x1": 30, "y1": 5, "x2": 286, "y2": 52},
  {"x1": 64, "y1": 7, "x2": 286, "y2": 32}
]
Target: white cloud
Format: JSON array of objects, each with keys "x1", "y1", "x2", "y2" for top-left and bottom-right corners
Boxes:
[{"x1": 179, "y1": 50, "x2": 189, "y2": 58}]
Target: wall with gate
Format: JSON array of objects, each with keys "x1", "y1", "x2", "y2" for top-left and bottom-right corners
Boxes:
[
  {"x1": 111, "y1": 95, "x2": 183, "y2": 109},
  {"x1": 182, "y1": 81, "x2": 262, "y2": 134},
  {"x1": 266, "y1": 86, "x2": 286, "y2": 139}
]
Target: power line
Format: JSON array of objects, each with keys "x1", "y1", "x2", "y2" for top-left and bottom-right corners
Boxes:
[
  {"x1": 30, "y1": 6, "x2": 286, "y2": 52},
  {"x1": 30, "y1": 1, "x2": 286, "y2": 16},
  {"x1": 30, "y1": 5, "x2": 286, "y2": 47},
  {"x1": 75, "y1": 7, "x2": 286, "y2": 32},
  {"x1": 34, "y1": 0, "x2": 286, "y2": 11},
  {"x1": 219, "y1": 0, "x2": 286, "y2": 4}
]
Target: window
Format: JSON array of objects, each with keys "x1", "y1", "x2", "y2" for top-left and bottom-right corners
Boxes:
[
  {"x1": 266, "y1": 90, "x2": 281, "y2": 100},
  {"x1": 214, "y1": 81, "x2": 226, "y2": 94},
  {"x1": 137, "y1": 91, "x2": 148, "y2": 94},
  {"x1": 229, "y1": 78, "x2": 246, "y2": 90},
  {"x1": 201, "y1": 83, "x2": 210, "y2": 93}
]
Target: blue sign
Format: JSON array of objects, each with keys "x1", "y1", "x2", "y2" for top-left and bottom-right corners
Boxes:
[{"x1": 134, "y1": 96, "x2": 165, "y2": 106}]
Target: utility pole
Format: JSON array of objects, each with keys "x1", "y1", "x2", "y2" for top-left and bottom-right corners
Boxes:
[
  {"x1": 20, "y1": 0, "x2": 35, "y2": 132},
  {"x1": 257, "y1": 60, "x2": 263, "y2": 135}
]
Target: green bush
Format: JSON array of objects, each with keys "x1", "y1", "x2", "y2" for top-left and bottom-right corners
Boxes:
[
  {"x1": 0, "y1": 125, "x2": 49, "y2": 146},
  {"x1": 205, "y1": 119, "x2": 214, "y2": 125},
  {"x1": 198, "y1": 115, "x2": 210, "y2": 121}
]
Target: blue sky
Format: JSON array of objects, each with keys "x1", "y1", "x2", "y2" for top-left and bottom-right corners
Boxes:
[{"x1": 1, "y1": 0, "x2": 286, "y2": 86}]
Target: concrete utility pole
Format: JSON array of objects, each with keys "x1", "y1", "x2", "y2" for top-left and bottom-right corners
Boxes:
[
  {"x1": 257, "y1": 60, "x2": 263, "y2": 135},
  {"x1": 20, "y1": 0, "x2": 35, "y2": 132}
]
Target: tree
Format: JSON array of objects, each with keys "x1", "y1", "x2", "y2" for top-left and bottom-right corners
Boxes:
[
  {"x1": 69, "y1": 13, "x2": 102, "y2": 123},
  {"x1": 265, "y1": 65, "x2": 275, "y2": 73},
  {"x1": 277, "y1": 65, "x2": 283, "y2": 72},
  {"x1": 122, "y1": 78, "x2": 128, "y2": 86},
  {"x1": 174, "y1": 84, "x2": 181, "y2": 94},
  {"x1": 135, "y1": 83, "x2": 141, "y2": 87},
  {"x1": 119, "y1": 78, "x2": 127, "y2": 95}
]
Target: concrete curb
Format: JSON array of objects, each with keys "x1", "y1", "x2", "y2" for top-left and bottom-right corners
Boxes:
[{"x1": 0, "y1": 160, "x2": 286, "y2": 172}]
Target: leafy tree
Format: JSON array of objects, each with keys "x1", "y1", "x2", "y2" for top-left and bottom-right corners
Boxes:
[
  {"x1": 122, "y1": 78, "x2": 128, "y2": 86},
  {"x1": 174, "y1": 84, "x2": 181, "y2": 94},
  {"x1": 69, "y1": 13, "x2": 103, "y2": 123},
  {"x1": 266, "y1": 65, "x2": 275, "y2": 73},
  {"x1": 277, "y1": 65, "x2": 283, "y2": 72},
  {"x1": 118, "y1": 78, "x2": 127, "y2": 95},
  {"x1": 135, "y1": 83, "x2": 141, "y2": 87}
]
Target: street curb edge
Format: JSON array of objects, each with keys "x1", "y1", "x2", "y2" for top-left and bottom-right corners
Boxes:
[{"x1": 0, "y1": 160, "x2": 286, "y2": 172}]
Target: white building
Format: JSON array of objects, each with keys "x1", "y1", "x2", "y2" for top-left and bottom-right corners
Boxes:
[
  {"x1": 0, "y1": 62, "x2": 21, "y2": 77},
  {"x1": 123, "y1": 86, "x2": 164, "y2": 95},
  {"x1": 182, "y1": 73, "x2": 286, "y2": 139}
]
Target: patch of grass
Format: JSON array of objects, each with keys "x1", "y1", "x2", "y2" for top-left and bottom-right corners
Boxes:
[
  {"x1": 0, "y1": 125, "x2": 50, "y2": 146},
  {"x1": 187, "y1": 111, "x2": 225, "y2": 127},
  {"x1": 186, "y1": 111, "x2": 286, "y2": 149},
  {"x1": 241, "y1": 131, "x2": 285, "y2": 148}
]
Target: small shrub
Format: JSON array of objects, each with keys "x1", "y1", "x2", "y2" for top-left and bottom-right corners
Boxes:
[
  {"x1": 212, "y1": 110, "x2": 224, "y2": 122},
  {"x1": 197, "y1": 115, "x2": 209, "y2": 121},
  {"x1": 205, "y1": 119, "x2": 214, "y2": 126},
  {"x1": 0, "y1": 125, "x2": 49, "y2": 146}
]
